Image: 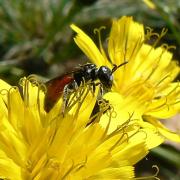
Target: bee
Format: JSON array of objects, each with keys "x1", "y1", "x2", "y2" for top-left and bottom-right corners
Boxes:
[{"x1": 44, "y1": 62, "x2": 128, "y2": 115}]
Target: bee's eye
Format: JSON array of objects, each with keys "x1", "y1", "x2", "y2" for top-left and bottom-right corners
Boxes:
[{"x1": 98, "y1": 66, "x2": 113, "y2": 89}]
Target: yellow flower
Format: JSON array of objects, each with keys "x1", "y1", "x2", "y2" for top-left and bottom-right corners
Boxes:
[
  {"x1": 0, "y1": 77, "x2": 148, "y2": 179},
  {"x1": 70, "y1": 16, "x2": 180, "y2": 143}
]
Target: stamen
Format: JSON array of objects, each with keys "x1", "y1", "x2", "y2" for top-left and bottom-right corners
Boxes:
[
  {"x1": 143, "y1": 66, "x2": 157, "y2": 83},
  {"x1": 63, "y1": 81, "x2": 93, "y2": 121},
  {"x1": 166, "y1": 83, "x2": 180, "y2": 96},
  {"x1": 94, "y1": 26, "x2": 109, "y2": 64},
  {"x1": 102, "y1": 110, "x2": 113, "y2": 139},
  {"x1": 120, "y1": 126, "x2": 142, "y2": 145},
  {"x1": 0, "y1": 88, "x2": 9, "y2": 96},
  {"x1": 73, "y1": 157, "x2": 87, "y2": 172},
  {"x1": 138, "y1": 128, "x2": 148, "y2": 141},
  {"x1": 0, "y1": 89, "x2": 9, "y2": 109},
  {"x1": 161, "y1": 43, "x2": 176, "y2": 51},
  {"x1": 104, "y1": 112, "x2": 136, "y2": 140},
  {"x1": 169, "y1": 99, "x2": 180, "y2": 106},
  {"x1": 27, "y1": 74, "x2": 41, "y2": 87},
  {"x1": 110, "y1": 128, "x2": 139, "y2": 153},
  {"x1": 7, "y1": 87, "x2": 19, "y2": 120},
  {"x1": 149, "y1": 82, "x2": 180, "y2": 112},
  {"x1": 23, "y1": 78, "x2": 29, "y2": 107},
  {"x1": 60, "y1": 158, "x2": 87, "y2": 178},
  {"x1": 19, "y1": 76, "x2": 46, "y2": 115},
  {"x1": 123, "y1": 22, "x2": 128, "y2": 61},
  {"x1": 153, "y1": 28, "x2": 168, "y2": 48},
  {"x1": 134, "y1": 165, "x2": 160, "y2": 180},
  {"x1": 100, "y1": 112, "x2": 142, "y2": 153},
  {"x1": 141, "y1": 28, "x2": 169, "y2": 72},
  {"x1": 128, "y1": 34, "x2": 144, "y2": 62},
  {"x1": 88, "y1": 97, "x2": 113, "y2": 126},
  {"x1": 155, "y1": 74, "x2": 171, "y2": 88},
  {"x1": 142, "y1": 44, "x2": 171, "y2": 84},
  {"x1": 148, "y1": 96, "x2": 169, "y2": 112},
  {"x1": 145, "y1": 27, "x2": 159, "y2": 41},
  {"x1": 109, "y1": 131, "x2": 128, "y2": 151},
  {"x1": 73, "y1": 88, "x2": 89, "y2": 120},
  {"x1": 93, "y1": 26, "x2": 106, "y2": 53},
  {"x1": 145, "y1": 27, "x2": 168, "y2": 48}
]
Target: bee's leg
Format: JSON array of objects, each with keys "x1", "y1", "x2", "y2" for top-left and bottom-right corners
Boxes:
[
  {"x1": 62, "y1": 80, "x2": 78, "y2": 116},
  {"x1": 90, "y1": 82, "x2": 98, "y2": 96},
  {"x1": 87, "y1": 98, "x2": 111, "y2": 126},
  {"x1": 87, "y1": 83, "x2": 111, "y2": 126},
  {"x1": 96, "y1": 82, "x2": 104, "y2": 100},
  {"x1": 90, "y1": 82, "x2": 102, "y2": 97}
]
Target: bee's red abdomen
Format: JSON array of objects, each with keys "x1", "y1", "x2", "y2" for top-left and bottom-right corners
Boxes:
[{"x1": 44, "y1": 75, "x2": 74, "y2": 112}]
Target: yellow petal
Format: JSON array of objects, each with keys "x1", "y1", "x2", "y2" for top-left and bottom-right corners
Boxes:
[
  {"x1": 100, "y1": 92, "x2": 145, "y2": 133},
  {"x1": 146, "y1": 116, "x2": 180, "y2": 142},
  {"x1": 89, "y1": 166, "x2": 134, "y2": 179},
  {"x1": 146, "y1": 83, "x2": 180, "y2": 119},
  {"x1": 0, "y1": 79, "x2": 11, "y2": 90},
  {"x1": 0, "y1": 79, "x2": 12, "y2": 105},
  {"x1": 0, "y1": 151, "x2": 21, "y2": 180},
  {"x1": 71, "y1": 24, "x2": 107, "y2": 66},
  {"x1": 112, "y1": 140, "x2": 148, "y2": 165},
  {"x1": 0, "y1": 116, "x2": 27, "y2": 166},
  {"x1": 108, "y1": 16, "x2": 144, "y2": 66},
  {"x1": 135, "y1": 121, "x2": 165, "y2": 148}
]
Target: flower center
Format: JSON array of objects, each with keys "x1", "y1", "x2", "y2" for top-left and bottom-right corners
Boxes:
[{"x1": 123, "y1": 80, "x2": 155, "y2": 105}]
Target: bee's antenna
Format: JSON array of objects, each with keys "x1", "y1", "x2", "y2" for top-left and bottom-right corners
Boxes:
[{"x1": 112, "y1": 61, "x2": 128, "y2": 74}]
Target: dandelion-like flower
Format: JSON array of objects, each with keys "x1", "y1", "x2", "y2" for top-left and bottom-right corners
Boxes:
[
  {"x1": 71, "y1": 16, "x2": 180, "y2": 144},
  {"x1": 0, "y1": 77, "x2": 149, "y2": 179}
]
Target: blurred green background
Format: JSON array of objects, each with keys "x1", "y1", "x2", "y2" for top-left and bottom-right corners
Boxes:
[{"x1": 0, "y1": 0, "x2": 179, "y2": 179}]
